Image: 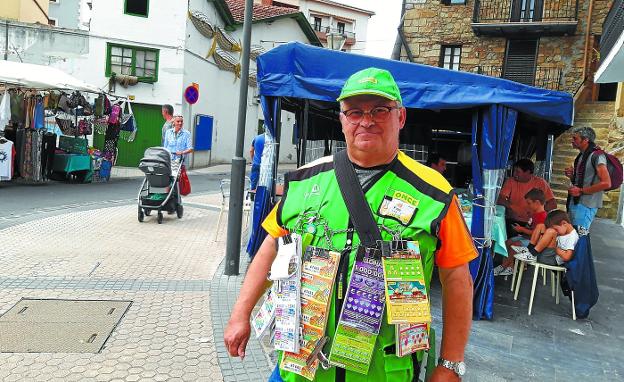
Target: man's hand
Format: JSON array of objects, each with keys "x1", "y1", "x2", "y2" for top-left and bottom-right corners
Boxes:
[
  {"x1": 568, "y1": 186, "x2": 582, "y2": 197},
  {"x1": 564, "y1": 166, "x2": 574, "y2": 180},
  {"x1": 224, "y1": 316, "x2": 251, "y2": 359},
  {"x1": 430, "y1": 365, "x2": 460, "y2": 382},
  {"x1": 512, "y1": 223, "x2": 523, "y2": 233}
]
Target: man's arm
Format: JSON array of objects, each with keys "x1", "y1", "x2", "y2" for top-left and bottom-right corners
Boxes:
[
  {"x1": 432, "y1": 263, "x2": 473, "y2": 381},
  {"x1": 496, "y1": 180, "x2": 510, "y2": 207},
  {"x1": 223, "y1": 235, "x2": 277, "y2": 358},
  {"x1": 569, "y1": 164, "x2": 611, "y2": 196}
]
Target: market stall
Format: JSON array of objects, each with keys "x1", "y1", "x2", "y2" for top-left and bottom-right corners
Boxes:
[
  {"x1": 0, "y1": 61, "x2": 136, "y2": 184},
  {"x1": 249, "y1": 42, "x2": 574, "y2": 320}
]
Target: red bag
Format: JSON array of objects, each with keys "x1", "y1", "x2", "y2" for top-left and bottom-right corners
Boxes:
[{"x1": 179, "y1": 165, "x2": 191, "y2": 196}]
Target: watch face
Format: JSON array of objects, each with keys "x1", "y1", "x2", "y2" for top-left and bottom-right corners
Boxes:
[{"x1": 456, "y1": 362, "x2": 467, "y2": 376}]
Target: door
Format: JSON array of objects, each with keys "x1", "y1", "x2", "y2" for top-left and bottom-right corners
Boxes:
[
  {"x1": 503, "y1": 39, "x2": 538, "y2": 86},
  {"x1": 511, "y1": 0, "x2": 543, "y2": 22},
  {"x1": 94, "y1": 103, "x2": 163, "y2": 167}
]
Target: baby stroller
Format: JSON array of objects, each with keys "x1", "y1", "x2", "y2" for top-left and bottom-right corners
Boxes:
[{"x1": 137, "y1": 147, "x2": 183, "y2": 224}]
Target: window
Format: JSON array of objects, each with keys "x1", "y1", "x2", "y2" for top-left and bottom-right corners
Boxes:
[
  {"x1": 337, "y1": 22, "x2": 345, "y2": 34},
  {"x1": 313, "y1": 17, "x2": 322, "y2": 31},
  {"x1": 106, "y1": 43, "x2": 159, "y2": 83},
  {"x1": 48, "y1": 18, "x2": 57, "y2": 26},
  {"x1": 124, "y1": 0, "x2": 149, "y2": 17},
  {"x1": 440, "y1": 45, "x2": 461, "y2": 71},
  {"x1": 503, "y1": 39, "x2": 538, "y2": 86}
]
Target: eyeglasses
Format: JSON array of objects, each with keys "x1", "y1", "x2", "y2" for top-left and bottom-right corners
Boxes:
[{"x1": 341, "y1": 106, "x2": 400, "y2": 124}]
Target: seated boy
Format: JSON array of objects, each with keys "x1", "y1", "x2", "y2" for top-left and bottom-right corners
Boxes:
[
  {"x1": 516, "y1": 209, "x2": 579, "y2": 266},
  {"x1": 494, "y1": 188, "x2": 548, "y2": 276}
]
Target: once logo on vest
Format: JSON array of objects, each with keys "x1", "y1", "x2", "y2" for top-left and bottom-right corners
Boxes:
[{"x1": 378, "y1": 190, "x2": 419, "y2": 225}]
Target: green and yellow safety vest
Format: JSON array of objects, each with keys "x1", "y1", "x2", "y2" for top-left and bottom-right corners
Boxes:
[{"x1": 272, "y1": 151, "x2": 454, "y2": 382}]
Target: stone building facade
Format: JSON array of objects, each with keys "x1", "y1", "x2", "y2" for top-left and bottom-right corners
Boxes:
[{"x1": 396, "y1": 0, "x2": 613, "y2": 94}]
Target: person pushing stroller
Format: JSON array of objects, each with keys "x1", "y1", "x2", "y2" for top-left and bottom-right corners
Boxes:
[
  {"x1": 163, "y1": 115, "x2": 193, "y2": 161},
  {"x1": 137, "y1": 115, "x2": 192, "y2": 224}
]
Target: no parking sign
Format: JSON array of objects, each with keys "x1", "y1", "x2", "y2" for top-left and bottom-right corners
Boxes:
[{"x1": 184, "y1": 84, "x2": 199, "y2": 104}]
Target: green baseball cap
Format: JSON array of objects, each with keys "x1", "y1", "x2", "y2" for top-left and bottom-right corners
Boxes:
[{"x1": 337, "y1": 67, "x2": 402, "y2": 103}]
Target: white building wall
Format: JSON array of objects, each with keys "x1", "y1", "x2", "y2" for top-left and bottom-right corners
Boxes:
[
  {"x1": 183, "y1": 0, "x2": 308, "y2": 164},
  {"x1": 298, "y1": 0, "x2": 371, "y2": 53},
  {"x1": 56, "y1": 0, "x2": 188, "y2": 108},
  {"x1": 52, "y1": 0, "x2": 310, "y2": 167}
]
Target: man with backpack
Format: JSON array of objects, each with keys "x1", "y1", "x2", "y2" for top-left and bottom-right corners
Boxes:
[{"x1": 565, "y1": 126, "x2": 620, "y2": 229}]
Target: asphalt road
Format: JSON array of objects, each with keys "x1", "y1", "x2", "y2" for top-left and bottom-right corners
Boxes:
[{"x1": 0, "y1": 172, "x2": 224, "y2": 218}]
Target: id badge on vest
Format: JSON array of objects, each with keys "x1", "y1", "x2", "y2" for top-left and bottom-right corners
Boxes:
[{"x1": 378, "y1": 190, "x2": 419, "y2": 225}]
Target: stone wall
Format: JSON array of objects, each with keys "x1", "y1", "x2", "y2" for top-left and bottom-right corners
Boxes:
[{"x1": 400, "y1": 0, "x2": 614, "y2": 93}]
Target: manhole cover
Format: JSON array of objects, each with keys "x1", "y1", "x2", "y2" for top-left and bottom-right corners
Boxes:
[{"x1": 0, "y1": 298, "x2": 132, "y2": 353}]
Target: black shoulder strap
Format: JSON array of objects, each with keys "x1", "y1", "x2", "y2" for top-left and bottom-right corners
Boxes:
[{"x1": 333, "y1": 150, "x2": 382, "y2": 247}]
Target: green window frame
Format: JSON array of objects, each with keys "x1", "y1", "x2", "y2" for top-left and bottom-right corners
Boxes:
[
  {"x1": 124, "y1": 0, "x2": 149, "y2": 17},
  {"x1": 105, "y1": 43, "x2": 159, "y2": 83}
]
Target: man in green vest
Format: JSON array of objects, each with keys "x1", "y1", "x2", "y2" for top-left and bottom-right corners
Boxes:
[{"x1": 224, "y1": 67, "x2": 477, "y2": 381}]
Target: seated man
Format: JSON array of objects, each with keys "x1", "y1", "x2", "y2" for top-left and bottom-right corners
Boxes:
[
  {"x1": 497, "y1": 158, "x2": 556, "y2": 236},
  {"x1": 495, "y1": 188, "x2": 548, "y2": 276},
  {"x1": 514, "y1": 209, "x2": 579, "y2": 266}
]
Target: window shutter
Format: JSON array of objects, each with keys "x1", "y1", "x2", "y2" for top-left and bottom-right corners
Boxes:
[{"x1": 503, "y1": 40, "x2": 538, "y2": 86}]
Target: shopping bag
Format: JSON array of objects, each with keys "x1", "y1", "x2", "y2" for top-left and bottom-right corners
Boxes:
[{"x1": 179, "y1": 165, "x2": 191, "y2": 196}]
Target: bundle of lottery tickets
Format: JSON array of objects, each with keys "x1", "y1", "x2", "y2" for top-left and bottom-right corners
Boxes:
[{"x1": 254, "y1": 237, "x2": 430, "y2": 380}]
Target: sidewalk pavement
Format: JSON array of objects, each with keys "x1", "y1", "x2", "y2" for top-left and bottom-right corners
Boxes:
[{"x1": 1, "y1": 190, "x2": 623, "y2": 381}]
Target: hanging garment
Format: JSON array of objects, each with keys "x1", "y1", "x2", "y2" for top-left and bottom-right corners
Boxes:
[
  {"x1": 41, "y1": 132, "x2": 57, "y2": 181},
  {"x1": 9, "y1": 91, "x2": 25, "y2": 126},
  {"x1": 31, "y1": 130, "x2": 44, "y2": 182},
  {"x1": 14, "y1": 128, "x2": 25, "y2": 178},
  {"x1": 0, "y1": 139, "x2": 15, "y2": 181},
  {"x1": 0, "y1": 91, "x2": 10, "y2": 133},
  {"x1": 33, "y1": 96, "x2": 45, "y2": 129},
  {"x1": 21, "y1": 129, "x2": 33, "y2": 180},
  {"x1": 103, "y1": 123, "x2": 121, "y2": 161}
]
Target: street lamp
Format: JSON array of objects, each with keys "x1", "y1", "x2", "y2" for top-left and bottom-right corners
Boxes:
[{"x1": 327, "y1": 32, "x2": 347, "y2": 51}]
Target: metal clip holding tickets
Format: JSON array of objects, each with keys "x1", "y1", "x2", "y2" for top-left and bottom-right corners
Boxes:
[
  {"x1": 377, "y1": 240, "x2": 392, "y2": 258},
  {"x1": 306, "y1": 336, "x2": 330, "y2": 370},
  {"x1": 391, "y1": 240, "x2": 408, "y2": 251}
]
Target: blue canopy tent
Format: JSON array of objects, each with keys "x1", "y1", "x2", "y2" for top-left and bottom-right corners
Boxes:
[{"x1": 251, "y1": 42, "x2": 573, "y2": 319}]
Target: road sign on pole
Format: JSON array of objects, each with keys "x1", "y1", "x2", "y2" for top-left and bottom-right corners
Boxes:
[{"x1": 184, "y1": 85, "x2": 199, "y2": 104}]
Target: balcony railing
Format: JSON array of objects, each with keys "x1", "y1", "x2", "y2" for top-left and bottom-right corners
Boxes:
[
  {"x1": 475, "y1": 65, "x2": 564, "y2": 90},
  {"x1": 310, "y1": 24, "x2": 356, "y2": 40},
  {"x1": 599, "y1": 0, "x2": 624, "y2": 65},
  {"x1": 472, "y1": 0, "x2": 579, "y2": 36},
  {"x1": 473, "y1": 0, "x2": 578, "y2": 23}
]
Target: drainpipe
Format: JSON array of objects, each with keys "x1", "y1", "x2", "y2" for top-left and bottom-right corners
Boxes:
[
  {"x1": 393, "y1": 0, "x2": 414, "y2": 62},
  {"x1": 581, "y1": 0, "x2": 595, "y2": 81},
  {"x1": 4, "y1": 20, "x2": 8, "y2": 60}
]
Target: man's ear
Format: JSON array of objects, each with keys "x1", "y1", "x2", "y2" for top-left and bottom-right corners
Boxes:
[{"x1": 398, "y1": 107, "x2": 407, "y2": 129}]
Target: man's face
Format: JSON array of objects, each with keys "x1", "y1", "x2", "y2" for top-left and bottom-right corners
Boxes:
[
  {"x1": 339, "y1": 95, "x2": 406, "y2": 158},
  {"x1": 162, "y1": 108, "x2": 169, "y2": 119},
  {"x1": 571, "y1": 134, "x2": 589, "y2": 151},
  {"x1": 431, "y1": 159, "x2": 447, "y2": 174},
  {"x1": 512, "y1": 167, "x2": 532, "y2": 182},
  {"x1": 173, "y1": 117, "x2": 183, "y2": 131}
]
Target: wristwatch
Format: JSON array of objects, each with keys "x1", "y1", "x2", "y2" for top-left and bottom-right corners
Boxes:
[{"x1": 438, "y1": 358, "x2": 466, "y2": 377}]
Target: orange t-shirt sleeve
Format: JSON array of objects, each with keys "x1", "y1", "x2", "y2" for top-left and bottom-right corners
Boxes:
[
  {"x1": 436, "y1": 195, "x2": 479, "y2": 268},
  {"x1": 261, "y1": 201, "x2": 289, "y2": 238}
]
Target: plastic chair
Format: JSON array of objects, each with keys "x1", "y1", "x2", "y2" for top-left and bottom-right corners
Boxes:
[
  {"x1": 513, "y1": 257, "x2": 576, "y2": 320},
  {"x1": 214, "y1": 177, "x2": 252, "y2": 241}
]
